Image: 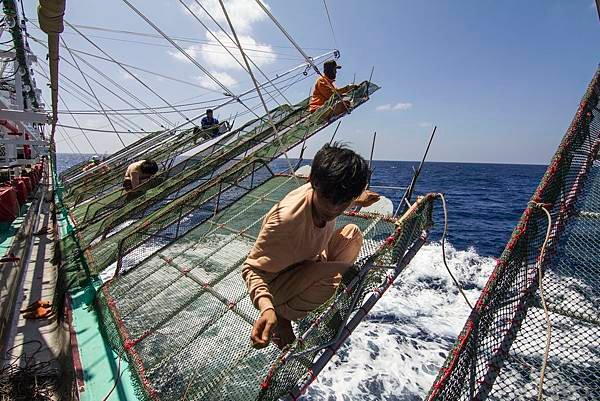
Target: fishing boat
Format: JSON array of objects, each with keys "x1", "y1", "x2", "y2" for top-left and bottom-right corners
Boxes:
[{"x1": 0, "y1": 1, "x2": 598, "y2": 401}]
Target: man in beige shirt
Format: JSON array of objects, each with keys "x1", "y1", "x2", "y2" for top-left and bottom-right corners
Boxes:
[
  {"x1": 243, "y1": 143, "x2": 379, "y2": 348},
  {"x1": 123, "y1": 159, "x2": 159, "y2": 192}
]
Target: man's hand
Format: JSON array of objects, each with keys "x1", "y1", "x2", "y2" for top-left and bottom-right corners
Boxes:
[
  {"x1": 251, "y1": 309, "x2": 277, "y2": 349},
  {"x1": 354, "y1": 190, "x2": 380, "y2": 208}
]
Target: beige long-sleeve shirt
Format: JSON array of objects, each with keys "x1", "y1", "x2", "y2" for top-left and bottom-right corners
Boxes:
[{"x1": 242, "y1": 183, "x2": 335, "y2": 313}]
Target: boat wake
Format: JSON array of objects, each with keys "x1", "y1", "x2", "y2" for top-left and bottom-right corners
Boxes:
[{"x1": 304, "y1": 241, "x2": 495, "y2": 400}]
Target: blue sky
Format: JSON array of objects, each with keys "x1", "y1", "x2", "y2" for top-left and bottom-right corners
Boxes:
[{"x1": 24, "y1": 0, "x2": 599, "y2": 164}]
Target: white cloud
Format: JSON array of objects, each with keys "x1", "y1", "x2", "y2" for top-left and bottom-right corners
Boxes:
[
  {"x1": 376, "y1": 102, "x2": 413, "y2": 112},
  {"x1": 199, "y1": 31, "x2": 276, "y2": 70},
  {"x1": 172, "y1": 1, "x2": 276, "y2": 70},
  {"x1": 418, "y1": 121, "x2": 433, "y2": 127},
  {"x1": 185, "y1": 0, "x2": 269, "y2": 33},
  {"x1": 196, "y1": 71, "x2": 238, "y2": 90}
]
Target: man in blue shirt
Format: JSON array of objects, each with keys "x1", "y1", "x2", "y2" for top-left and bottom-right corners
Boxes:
[{"x1": 200, "y1": 109, "x2": 220, "y2": 138}]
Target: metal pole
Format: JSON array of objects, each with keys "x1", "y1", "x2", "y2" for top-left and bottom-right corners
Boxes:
[
  {"x1": 394, "y1": 126, "x2": 437, "y2": 217},
  {"x1": 328, "y1": 121, "x2": 342, "y2": 144},
  {"x1": 367, "y1": 131, "x2": 377, "y2": 188}
]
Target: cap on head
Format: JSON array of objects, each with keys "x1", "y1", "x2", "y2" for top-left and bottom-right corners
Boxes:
[
  {"x1": 323, "y1": 60, "x2": 341, "y2": 71},
  {"x1": 323, "y1": 60, "x2": 341, "y2": 80}
]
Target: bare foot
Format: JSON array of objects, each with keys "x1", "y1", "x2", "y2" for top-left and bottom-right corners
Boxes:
[{"x1": 271, "y1": 316, "x2": 295, "y2": 349}]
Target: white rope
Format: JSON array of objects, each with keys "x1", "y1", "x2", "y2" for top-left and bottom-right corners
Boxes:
[
  {"x1": 531, "y1": 203, "x2": 553, "y2": 401},
  {"x1": 438, "y1": 193, "x2": 473, "y2": 309}
]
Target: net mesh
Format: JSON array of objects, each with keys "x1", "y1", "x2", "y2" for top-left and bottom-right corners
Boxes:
[
  {"x1": 70, "y1": 81, "x2": 379, "y2": 278},
  {"x1": 62, "y1": 122, "x2": 229, "y2": 206},
  {"x1": 58, "y1": 129, "x2": 164, "y2": 183},
  {"x1": 96, "y1": 175, "x2": 437, "y2": 401},
  {"x1": 427, "y1": 67, "x2": 600, "y2": 400},
  {"x1": 70, "y1": 103, "x2": 295, "y2": 231}
]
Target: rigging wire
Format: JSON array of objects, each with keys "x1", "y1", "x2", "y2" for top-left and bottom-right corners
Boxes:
[
  {"x1": 55, "y1": 124, "x2": 154, "y2": 135},
  {"x1": 322, "y1": 0, "x2": 338, "y2": 49},
  {"x1": 50, "y1": 30, "x2": 304, "y2": 61},
  {"x1": 36, "y1": 63, "x2": 150, "y2": 134},
  {"x1": 119, "y1": 0, "x2": 279, "y2": 130},
  {"x1": 120, "y1": 0, "x2": 237, "y2": 98},
  {"x1": 218, "y1": 0, "x2": 300, "y2": 184},
  {"x1": 28, "y1": 32, "x2": 174, "y2": 128},
  {"x1": 188, "y1": 0, "x2": 292, "y2": 105},
  {"x1": 29, "y1": 20, "x2": 335, "y2": 52},
  {"x1": 60, "y1": 36, "x2": 127, "y2": 146},
  {"x1": 58, "y1": 93, "x2": 98, "y2": 153},
  {"x1": 29, "y1": 35, "x2": 227, "y2": 95},
  {"x1": 53, "y1": 68, "x2": 315, "y2": 137},
  {"x1": 64, "y1": 20, "x2": 190, "y2": 122}
]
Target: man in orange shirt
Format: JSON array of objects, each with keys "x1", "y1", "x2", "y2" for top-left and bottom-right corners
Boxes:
[
  {"x1": 243, "y1": 143, "x2": 380, "y2": 349},
  {"x1": 309, "y1": 60, "x2": 357, "y2": 118}
]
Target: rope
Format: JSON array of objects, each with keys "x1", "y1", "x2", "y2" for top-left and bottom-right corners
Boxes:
[
  {"x1": 252, "y1": 0, "x2": 349, "y2": 113},
  {"x1": 438, "y1": 193, "x2": 473, "y2": 309},
  {"x1": 0, "y1": 340, "x2": 60, "y2": 400},
  {"x1": 58, "y1": 93, "x2": 98, "y2": 153},
  {"x1": 217, "y1": 0, "x2": 300, "y2": 185},
  {"x1": 100, "y1": 354, "x2": 123, "y2": 401},
  {"x1": 119, "y1": 0, "x2": 276, "y2": 129},
  {"x1": 120, "y1": 0, "x2": 235, "y2": 98},
  {"x1": 37, "y1": 21, "x2": 334, "y2": 52},
  {"x1": 322, "y1": 0, "x2": 338, "y2": 49},
  {"x1": 189, "y1": 0, "x2": 292, "y2": 105},
  {"x1": 49, "y1": 42, "x2": 226, "y2": 94},
  {"x1": 531, "y1": 202, "x2": 553, "y2": 401},
  {"x1": 60, "y1": 36, "x2": 127, "y2": 146},
  {"x1": 64, "y1": 20, "x2": 190, "y2": 123},
  {"x1": 37, "y1": 63, "x2": 150, "y2": 134},
  {"x1": 29, "y1": 32, "x2": 175, "y2": 128}
]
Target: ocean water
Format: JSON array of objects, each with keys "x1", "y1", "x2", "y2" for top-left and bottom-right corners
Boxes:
[{"x1": 57, "y1": 154, "x2": 546, "y2": 400}]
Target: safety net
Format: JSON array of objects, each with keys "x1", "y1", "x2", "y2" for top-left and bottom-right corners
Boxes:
[
  {"x1": 62, "y1": 121, "x2": 229, "y2": 206},
  {"x1": 72, "y1": 81, "x2": 379, "y2": 277},
  {"x1": 427, "y1": 67, "x2": 600, "y2": 400},
  {"x1": 58, "y1": 129, "x2": 164, "y2": 183},
  {"x1": 96, "y1": 173, "x2": 438, "y2": 401}
]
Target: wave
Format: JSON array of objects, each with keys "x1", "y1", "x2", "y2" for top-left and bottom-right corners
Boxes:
[{"x1": 303, "y1": 241, "x2": 495, "y2": 401}]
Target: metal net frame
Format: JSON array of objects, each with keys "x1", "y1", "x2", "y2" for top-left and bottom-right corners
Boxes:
[
  {"x1": 95, "y1": 173, "x2": 438, "y2": 401},
  {"x1": 427, "y1": 67, "x2": 600, "y2": 400},
  {"x1": 62, "y1": 121, "x2": 229, "y2": 206},
  {"x1": 73, "y1": 81, "x2": 379, "y2": 277},
  {"x1": 70, "y1": 103, "x2": 297, "y2": 232},
  {"x1": 58, "y1": 129, "x2": 164, "y2": 183}
]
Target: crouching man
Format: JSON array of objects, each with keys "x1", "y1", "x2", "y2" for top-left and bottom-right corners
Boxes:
[{"x1": 242, "y1": 142, "x2": 380, "y2": 349}]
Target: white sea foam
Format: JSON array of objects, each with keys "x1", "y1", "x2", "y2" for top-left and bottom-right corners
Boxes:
[{"x1": 304, "y1": 241, "x2": 496, "y2": 401}]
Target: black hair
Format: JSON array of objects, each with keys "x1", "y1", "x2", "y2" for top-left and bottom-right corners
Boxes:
[
  {"x1": 310, "y1": 142, "x2": 369, "y2": 204},
  {"x1": 140, "y1": 159, "x2": 159, "y2": 175},
  {"x1": 206, "y1": 109, "x2": 213, "y2": 114},
  {"x1": 323, "y1": 64, "x2": 336, "y2": 80}
]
